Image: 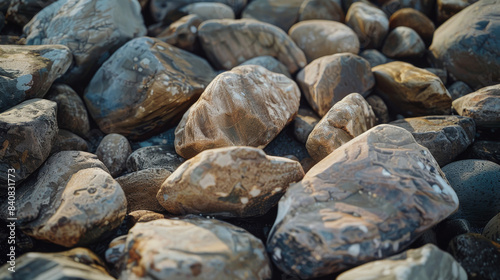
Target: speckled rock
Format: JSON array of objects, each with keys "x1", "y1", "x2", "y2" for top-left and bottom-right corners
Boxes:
[
  {"x1": 24, "y1": 0, "x2": 146, "y2": 86},
  {"x1": 0, "y1": 99, "x2": 58, "y2": 186},
  {"x1": 448, "y1": 81, "x2": 473, "y2": 101},
  {"x1": 436, "y1": 219, "x2": 471, "y2": 250},
  {"x1": 149, "y1": 0, "x2": 246, "y2": 22},
  {"x1": 84, "y1": 37, "x2": 216, "y2": 140},
  {"x1": 4, "y1": 0, "x2": 57, "y2": 26},
  {"x1": 389, "y1": 8, "x2": 435, "y2": 44},
  {"x1": 306, "y1": 93, "x2": 376, "y2": 162},
  {"x1": 116, "y1": 168, "x2": 171, "y2": 213},
  {"x1": 96, "y1": 134, "x2": 132, "y2": 177},
  {"x1": 437, "y1": 0, "x2": 479, "y2": 23},
  {"x1": 45, "y1": 84, "x2": 90, "y2": 138},
  {"x1": 175, "y1": 65, "x2": 300, "y2": 159},
  {"x1": 242, "y1": 0, "x2": 303, "y2": 31},
  {"x1": 382, "y1": 26, "x2": 425, "y2": 58},
  {"x1": 0, "y1": 151, "x2": 126, "y2": 247},
  {"x1": 452, "y1": 84, "x2": 500, "y2": 128},
  {"x1": 114, "y1": 218, "x2": 271, "y2": 279},
  {"x1": 293, "y1": 108, "x2": 320, "y2": 144},
  {"x1": 198, "y1": 19, "x2": 306, "y2": 74},
  {"x1": 360, "y1": 49, "x2": 390, "y2": 68},
  {"x1": 429, "y1": 0, "x2": 500, "y2": 89},
  {"x1": 50, "y1": 129, "x2": 89, "y2": 154},
  {"x1": 241, "y1": 56, "x2": 292, "y2": 78},
  {"x1": 448, "y1": 233, "x2": 500, "y2": 280},
  {"x1": 0, "y1": 44, "x2": 72, "y2": 112},
  {"x1": 157, "y1": 146, "x2": 304, "y2": 217},
  {"x1": 126, "y1": 145, "x2": 185, "y2": 173},
  {"x1": 390, "y1": 116, "x2": 475, "y2": 166},
  {"x1": 267, "y1": 124, "x2": 459, "y2": 278},
  {"x1": 442, "y1": 159, "x2": 500, "y2": 226},
  {"x1": 337, "y1": 244, "x2": 467, "y2": 280},
  {"x1": 373, "y1": 61, "x2": 452, "y2": 117},
  {"x1": 180, "y1": 2, "x2": 235, "y2": 21},
  {"x1": 483, "y1": 213, "x2": 500, "y2": 244},
  {"x1": 289, "y1": 20, "x2": 360, "y2": 63},
  {"x1": 366, "y1": 94, "x2": 390, "y2": 124},
  {"x1": 156, "y1": 15, "x2": 202, "y2": 52},
  {"x1": 345, "y1": 2, "x2": 389, "y2": 49},
  {"x1": 297, "y1": 53, "x2": 374, "y2": 116},
  {"x1": 0, "y1": 248, "x2": 114, "y2": 280},
  {"x1": 299, "y1": 0, "x2": 345, "y2": 22},
  {"x1": 462, "y1": 141, "x2": 500, "y2": 164}
]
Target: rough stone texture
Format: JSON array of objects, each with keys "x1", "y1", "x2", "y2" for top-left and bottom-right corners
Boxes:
[
  {"x1": 345, "y1": 2, "x2": 389, "y2": 49},
  {"x1": 437, "y1": 0, "x2": 479, "y2": 23},
  {"x1": 180, "y1": 2, "x2": 235, "y2": 21},
  {"x1": 0, "y1": 151, "x2": 126, "y2": 247},
  {"x1": 0, "y1": 248, "x2": 115, "y2": 280},
  {"x1": 241, "y1": 56, "x2": 291, "y2": 78},
  {"x1": 24, "y1": 0, "x2": 146, "y2": 86},
  {"x1": 337, "y1": 244, "x2": 467, "y2": 280},
  {"x1": 45, "y1": 84, "x2": 90, "y2": 138},
  {"x1": 299, "y1": 0, "x2": 344, "y2": 22},
  {"x1": 84, "y1": 37, "x2": 216, "y2": 140},
  {"x1": 442, "y1": 159, "x2": 500, "y2": 226},
  {"x1": 0, "y1": 99, "x2": 58, "y2": 186},
  {"x1": 198, "y1": 19, "x2": 306, "y2": 74},
  {"x1": 389, "y1": 8, "x2": 435, "y2": 44},
  {"x1": 448, "y1": 233, "x2": 500, "y2": 280},
  {"x1": 382, "y1": 26, "x2": 425, "y2": 58},
  {"x1": 448, "y1": 81, "x2": 473, "y2": 101},
  {"x1": 242, "y1": 0, "x2": 303, "y2": 31},
  {"x1": 157, "y1": 147, "x2": 304, "y2": 217},
  {"x1": 360, "y1": 49, "x2": 389, "y2": 68},
  {"x1": 373, "y1": 61, "x2": 452, "y2": 117},
  {"x1": 293, "y1": 108, "x2": 320, "y2": 144},
  {"x1": 96, "y1": 133, "x2": 132, "y2": 177},
  {"x1": 0, "y1": 44, "x2": 72, "y2": 112},
  {"x1": 50, "y1": 129, "x2": 89, "y2": 154},
  {"x1": 156, "y1": 15, "x2": 203, "y2": 52},
  {"x1": 5, "y1": 0, "x2": 57, "y2": 26},
  {"x1": 297, "y1": 53, "x2": 374, "y2": 117},
  {"x1": 116, "y1": 168, "x2": 171, "y2": 213},
  {"x1": 366, "y1": 94, "x2": 390, "y2": 124},
  {"x1": 149, "y1": 0, "x2": 247, "y2": 22},
  {"x1": 306, "y1": 93, "x2": 376, "y2": 162},
  {"x1": 175, "y1": 65, "x2": 301, "y2": 159},
  {"x1": 390, "y1": 115, "x2": 476, "y2": 166},
  {"x1": 114, "y1": 218, "x2": 271, "y2": 279},
  {"x1": 452, "y1": 84, "x2": 500, "y2": 128},
  {"x1": 126, "y1": 145, "x2": 185, "y2": 173},
  {"x1": 463, "y1": 140, "x2": 500, "y2": 164},
  {"x1": 267, "y1": 125, "x2": 459, "y2": 278},
  {"x1": 429, "y1": 0, "x2": 500, "y2": 89},
  {"x1": 289, "y1": 20, "x2": 360, "y2": 63}
]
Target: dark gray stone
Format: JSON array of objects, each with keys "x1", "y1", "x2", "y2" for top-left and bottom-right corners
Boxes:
[
  {"x1": 462, "y1": 140, "x2": 500, "y2": 165},
  {"x1": 448, "y1": 81, "x2": 473, "y2": 101},
  {"x1": 359, "y1": 49, "x2": 389, "y2": 68},
  {"x1": 127, "y1": 145, "x2": 185, "y2": 173},
  {"x1": 50, "y1": 129, "x2": 88, "y2": 154},
  {"x1": 382, "y1": 26, "x2": 425, "y2": 58}
]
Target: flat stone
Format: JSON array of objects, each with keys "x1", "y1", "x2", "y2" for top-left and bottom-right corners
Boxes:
[
  {"x1": 241, "y1": 56, "x2": 291, "y2": 78},
  {"x1": 346, "y1": 2, "x2": 389, "y2": 49},
  {"x1": 448, "y1": 81, "x2": 473, "y2": 101},
  {"x1": 299, "y1": 0, "x2": 344, "y2": 22},
  {"x1": 437, "y1": 0, "x2": 479, "y2": 23},
  {"x1": 157, "y1": 146, "x2": 304, "y2": 217},
  {"x1": 429, "y1": 0, "x2": 500, "y2": 89},
  {"x1": 462, "y1": 140, "x2": 500, "y2": 164},
  {"x1": 483, "y1": 213, "x2": 500, "y2": 244},
  {"x1": 114, "y1": 218, "x2": 271, "y2": 279},
  {"x1": 297, "y1": 53, "x2": 374, "y2": 117},
  {"x1": 96, "y1": 133, "x2": 132, "y2": 177},
  {"x1": 149, "y1": 0, "x2": 247, "y2": 22},
  {"x1": 452, "y1": 84, "x2": 500, "y2": 128},
  {"x1": 366, "y1": 94, "x2": 390, "y2": 124},
  {"x1": 289, "y1": 20, "x2": 360, "y2": 63},
  {"x1": 0, "y1": 44, "x2": 72, "y2": 112},
  {"x1": 175, "y1": 65, "x2": 300, "y2": 159},
  {"x1": 5, "y1": 0, "x2": 57, "y2": 26},
  {"x1": 359, "y1": 49, "x2": 390, "y2": 68},
  {"x1": 50, "y1": 129, "x2": 88, "y2": 154},
  {"x1": 337, "y1": 244, "x2": 467, "y2": 280},
  {"x1": 373, "y1": 61, "x2": 452, "y2": 117},
  {"x1": 156, "y1": 15, "x2": 203, "y2": 52},
  {"x1": 126, "y1": 145, "x2": 185, "y2": 173},
  {"x1": 267, "y1": 124, "x2": 459, "y2": 278},
  {"x1": 306, "y1": 93, "x2": 376, "y2": 162},
  {"x1": 382, "y1": 26, "x2": 425, "y2": 58},
  {"x1": 293, "y1": 108, "x2": 320, "y2": 144},
  {"x1": 390, "y1": 115, "x2": 476, "y2": 166},
  {"x1": 198, "y1": 19, "x2": 306, "y2": 74},
  {"x1": 84, "y1": 37, "x2": 216, "y2": 140},
  {"x1": 0, "y1": 99, "x2": 58, "y2": 186},
  {"x1": 180, "y1": 2, "x2": 235, "y2": 21},
  {"x1": 389, "y1": 8, "x2": 435, "y2": 44},
  {"x1": 242, "y1": 0, "x2": 303, "y2": 31},
  {"x1": 24, "y1": 0, "x2": 146, "y2": 86}
]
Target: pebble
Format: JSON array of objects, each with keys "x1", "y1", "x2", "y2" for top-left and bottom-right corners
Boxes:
[
  {"x1": 180, "y1": 2, "x2": 235, "y2": 21},
  {"x1": 96, "y1": 133, "x2": 132, "y2": 177},
  {"x1": 448, "y1": 81, "x2": 473, "y2": 101},
  {"x1": 483, "y1": 212, "x2": 500, "y2": 244},
  {"x1": 242, "y1": 0, "x2": 302, "y2": 31},
  {"x1": 462, "y1": 140, "x2": 500, "y2": 165},
  {"x1": 241, "y1": 56, "x2": 292, "y2": 78},
  {"x1": 382, "y1": 26, "x2": 426, "y2": 58},
  {"x1": 293, "y1": 108, "x2": 320, "y2": 144},
  {"x1": 346, "y1": 2, "x2": 389, "y2": 49},
  {"x1": 156, "y1": 15, "x2": 203, "y2": 52},
  {"x1": 50, "y1": 129, "x2": 89, "y2": 154},
  {"x1": 389, "y1": 8, "x2": 435, "y2": 44},
  {"x1": 299, "y1": 0, "x2": 345, "y2": 22},
  {"x1": 126, "y1": 145, "x2": 185, "y2": 173},
  {"x1": 452, "y1": 84, "x2": 500, "y2": 128}
]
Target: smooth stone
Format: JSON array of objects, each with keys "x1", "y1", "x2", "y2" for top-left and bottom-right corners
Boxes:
[
  {"x1": 425, "y1": 68, "x2": 448, "y2": 85},
  {"x1": 149, "y1": 0, "x2": 247, "y2": 22},
  {"x1": 389, "y1": 8, "x2": 435, "y2": 44},
  {"x1": 437, "y1": 0, "x2": 479, "y2": 23},
  {"x1": 0, "y1": 44, "x2": 72, "y2": 112},
  {"x1": 156, "y1": 15, "x2": 203, "y2": 52},
  {"x1": 442, "y1": 159, "x2": 500, "y2": 226},
  {"x1": 96, "y1": 133, "x2": 132, "y2": 177},
  {"x1": 114, "y1": 218, "x2": 271, "y2": 279},
  {"x1": 157, "y1": 146, "x2": 304, "y2": 217},
  {"x1": 366, "y1": 94, "x2": 390, "y2": 124},
  {"x1": 462, "y1": 140, "x2": 500, "y2": 164},
  {"x1": 390, "y1": 115, "x2": 475, "y2": 166},
  {"x1": 399, "y1": 0, "x2": 434, "y2": 16},
  {"x1": 289, "y1": 20, "x2": 360, "y2": 63},
  {"x1": 337, "y1": 244, "x2": 467, "y2": 280},
  {"x1": 0, "y1": 99, "x2": 58, "y2": 186},
  {"x1": 382, "y1": 26, "x2": 425, "y2": 58},
  {"x1": 345, "y1": 2, "x2": 389, "y2": 49},
  {"x1": 373, "y1": 61, "x2": 452, "y2": 117},
  {"x1": 175, "y1": 65, "x2": 300, "y2": 159},
  {"x1": 263, "y1": 124, "x2": 310, "y2": 161},
  {"x1": 429, "y1": 0, "x2": 500, "y2": 89},
  {"x1": 297, "y1": 53, "x2": 374, "y2": 117},
  {"x1": 267, "y1": 125, "x2": 459, "y2": 278},
  {"x1": 24, "y1": 0, "x2": 147, "y2": 86},
  {"x1": 126, "y1": 145, "x2": 185, "y2": 173},
  {"x1": 452, "y1": 84, "x2": 500, "y2": 128},
  {"x1": 483, "y1": 213, "x2": 500, "y2": 244},
  {"x1": 448, "y1": 81, "x2": 473, "y2": 101},
  {"x1": 180, "y1": 2, "x2": 235, "y2": 21},
  {"x1": 116, "y1": 168, "x2": 171, "y2": 213},
  {"x1": 84, "y1": 37, "x2": 216, "y2": 140},
  {"x1": 105, "y1": 235, "x2": 127, "y2": 265},
  {"x1": 50, "y1": 129, "x2": 89, "y2": 154},
  {"x1": 299, "y1": 0, "x2": 345, "y2": 22},
  {"x1": 198, "y1": 19, "x2": 306, "y2": 74},
  {"x1": 359, "y1": 49, "x2": 390, "y2": 68},
  {"x1": 436, "y1": 219, "x2": 471, "y2": 250},
  {"x1": 293, "y1": 108, "x2": 320, "y2": 144},
  {"x1": 4, "y1": 0, "x2": 57, "y2": 26},
  {"x1": 240, "y1": 56, "x2": 292, "y2": 78},
  {"x1": 306, "y1": 93, "x2": 376, "y2": 162},
  {"x1": 242, "y1": 0, "x2": 303, "y2": 31}
]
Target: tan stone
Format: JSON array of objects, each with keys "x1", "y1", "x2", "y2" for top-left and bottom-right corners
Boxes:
[
  {"x1": 389, "y1": 8, "x2": 435, "y2": 44},
  {"x1": 452, "y1": 84, "x2": 500, "y2": 128},
  {"x1": 346, "y1": 2, "x2": 389, "y2": 49},
  {"x1": 299, "y1": 0, "x2": 345, "y2": 22},
  {"x1": 157, "y1": 14, "x2": 203, "y2": 52}
]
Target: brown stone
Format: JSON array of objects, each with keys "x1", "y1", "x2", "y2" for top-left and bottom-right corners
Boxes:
[
  {"x1": 175, "y1": 65, "x2": 301, "y2": 159},
  {"x1": 346, "y1": 2, "x2": 389, "y2": 49},
  {"x1": 242, "y1": 0, "x2": 303, "y2": 31},
  {"x1": 373, "y1": 61, "x2": 452, "y2": 117},
  {"x1": 306, "y1": 93, "x2": 376, "y2": 162},
  {"x1": 198, "y1": 19, "x2": 306, "y2": 74},
  {"x1": 293, "y1": 108, "x2": 320, "y2": 144},
  {"x1": 96, "y1": 133, "x2": 132, "y2": 177},
  {"x1": 299, "y1": 0, "x2": 345, "y2": 22},
  {"x1": 382, "y1": 26, "x2": 425, "y2": 58},
  {"x1": 389, "y1": 8, "x2": 435, "y2": 44},
  {"x1": 289, "y1": 20, "x2": 360, "y2": 63},
  {"x1": 437, "y1": 0, "x2": 478, "y2": 23},
  {"x1": 366, "y1": 95, "x2": 390, "y2": 124},
  {"x1": 452, "y1": 84, "x2": 500, "y2": 128},
  {"x1": 50, "y1": 129, "x2": 89, "y2": 154},
  {"x1": 156, "y1": 14, "x2": 203, "y2": 52},
  {"x1": 180, "y1": 2, "x2": 235, "y2": 21},
  {"x1": 297, "y1": 53, "x2": 374, "y2": 117}
]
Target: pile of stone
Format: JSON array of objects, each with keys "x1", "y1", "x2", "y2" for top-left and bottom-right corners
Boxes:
[{"x1": 1, "y1": 0, "x2": 499, "y2": 279}]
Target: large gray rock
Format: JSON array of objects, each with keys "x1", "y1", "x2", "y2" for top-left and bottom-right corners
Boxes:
[
  {"x1": 268, "y1": 125, "x2": 459, "y2": 278},
  {"x1": 452, "y1": 84, "x2": 500, "y2": 128}
]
